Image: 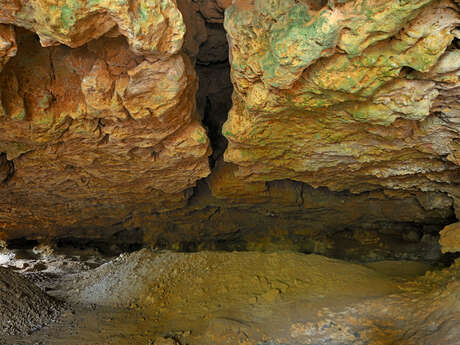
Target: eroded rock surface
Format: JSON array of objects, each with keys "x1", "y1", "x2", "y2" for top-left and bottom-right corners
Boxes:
[
  {"x1": 0, "y1": 0, "x2": 185, "y2": 56},
  {"x1": 0, "y1": 2, "x2": 210, "y2": 239},
  {"x1": 223, "y1": 0, "x2": 460, "y2": 210},
  {"x1": 0, "y1": 0, "x2": 458, "y2": 255},
  {"x1": 440, "y1": 221, "x2": 460, "y2": 252}
]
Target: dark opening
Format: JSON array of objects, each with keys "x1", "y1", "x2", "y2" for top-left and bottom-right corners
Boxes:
[{"x1": 195, "y1": 23, "x2": 233, "y2": 168}]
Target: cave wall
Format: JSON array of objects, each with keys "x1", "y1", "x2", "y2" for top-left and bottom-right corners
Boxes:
[
  {"x1": 0, "y1": 0, "x2": 459, "y2": 259},
  {"x1": 0, "y1": 1, "x2": 211, "y2": 239},
  {"x1": 223, "y1": 0, "x2": 460, "y2": 200}
]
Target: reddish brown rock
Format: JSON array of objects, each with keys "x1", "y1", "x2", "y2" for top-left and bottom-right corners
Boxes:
[
  {"x1": 0, "y1": 10, "x2": 210, "y2": 239},
  {"x1": 198, "y1": 0, "x2": 231, "y2": 23},
  {"x1": 176, "y1": 0, "x2": 208, "y2": 61},
  {"x1": 0, "y1": 0, "x2": 458, "y2": 254},
  {"x1": 0, "y1": 24, "x2": 16, "y2": 69}
]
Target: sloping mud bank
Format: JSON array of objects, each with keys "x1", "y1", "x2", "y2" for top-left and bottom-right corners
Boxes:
[{"x1": 2, "y1": 249, "x2": 459, "y2": 345}]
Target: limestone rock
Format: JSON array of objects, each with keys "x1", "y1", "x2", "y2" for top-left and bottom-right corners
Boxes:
[
  {"x1": 176, "y1": 0, "x2": 208, "y2": 61},
  {"x1": 0, "y1": 0, "x2": 185, "y2": 58},
  {"x1": 176, "y1": 0, "x2": 231, "y2": 62},
  {"x1": 0, "y1": 24, "x2": 16, "y2": 70},
  {"x1": 223, "y1": 0, "x2": 460, "y2": 197},
  {"x1": 439, "y1": 222, "x2": 460, "y2": 253},
  {"x1": 0, "y1": 0, "x2": 458, "y2": 248},
  {"x1": 0, "y1": 2, "x2": 210, "y2": 239},
  {"x1": 197, "y1": 0, "x2": 231, "y2": 23}
]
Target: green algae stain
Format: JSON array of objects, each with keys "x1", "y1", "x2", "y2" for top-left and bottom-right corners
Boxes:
[
  {"x1": 38, "y1": 94, "x2": 51, "y2": 110},
  {"x1": 12, "y1": 109, "x2": 26, "y2": 121},
  {"x1": 61, "y1": 5, "x2": 75, "y2": 29},
  {"x1": 138, "y1": 5, "x2": 149, "y2": 22},
  {"x1": 87, "y1": 0, "x2": 101, "y2": 7},
  {"x1": 161, "y1": 0, "x2": 171, "y2": 11},
  {"x1": 223, "y1": 129, "x2": 235, "y2": 138},
  {"x1": 262, "y1": 3, "x2": 341, "y2": 88},
  {"x1": 195, "y1": 130, "x2": 207, "y2": 144}
]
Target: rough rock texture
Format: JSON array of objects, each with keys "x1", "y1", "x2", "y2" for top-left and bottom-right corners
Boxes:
[
  {"x1": 135, "y1": 174, "x2": 453, "y2": 261},
  {"x1": 0, "y1": 266, "x2": 63, "y2": 336},
  {"x1": 0, "y1": 0, "x2": 458, "y2": 254},
  {"x1": 0, "y1": 1, "x2": 211, "y2": 239},
  {"x1": 440, "y1": 221, "x2": 460, "y2": 252},
  {"x1": 287, "y1": 259, "x2": 460, "y2": 345},
  {"x1": 223, "y1": 0, "x2": 460, "y2": 213},
  {"x1": 0, "y1": 0, "x2": 185, "y2": 57}
]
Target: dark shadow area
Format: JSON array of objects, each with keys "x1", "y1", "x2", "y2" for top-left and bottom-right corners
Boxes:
[{"x1": 195, "y1": 23, "x2": 233, "y2": 167}]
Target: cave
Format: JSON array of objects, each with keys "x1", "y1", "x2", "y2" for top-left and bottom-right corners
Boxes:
[{"x1": 0, "y1": 1, "x2": 459, "y2": 344}]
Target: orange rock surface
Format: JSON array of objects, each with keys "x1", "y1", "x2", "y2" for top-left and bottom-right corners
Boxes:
[
  {"x1": 0, "y1": 0, "x2": 458, "y2": 249},
  {"x1": 0, "y1": 2, "x2": 210, "y2": 239}
]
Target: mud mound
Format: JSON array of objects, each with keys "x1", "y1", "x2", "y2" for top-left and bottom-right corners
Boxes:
[
  {"x1": 63, "y1": 249, "x2": 400, "y2": 309},
  {"x1": 0, "y1": 267, "x2": 64, "y2": 336},
  {"x1": 5, "y1": 250, "x2": 459, "y2": 345},
  {"x1": 57, "y1": 250, "x2": 460, "y2": 345}
]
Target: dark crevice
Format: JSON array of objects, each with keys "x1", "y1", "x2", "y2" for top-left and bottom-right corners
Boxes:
[
  {"x1": 194, "y1": 22, "x2": 233, "y2": 168},
  {"x1": 452, "y1": 36, "x2": 459, "y2": 49},
  {"x1": 0, "y1": 153, "x2": 15, "y2": 184},
  {"x1": 53, "y1": 229, "x2": 144, "y2": 256},
  {"x1": 48, "y1": 48, "x2": 58, "y2": 106},
  {"x1": 0, "y1": 10, "x2": 456, "y2": 271},
  {"x1": 5, "y1": 238, "x2": 39, "y2": 250},
  {"x1": 399, "y1": 65, "x2": 417, "y2": 77}
]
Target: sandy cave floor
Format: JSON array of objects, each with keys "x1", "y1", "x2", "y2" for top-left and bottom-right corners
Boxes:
[{"x1": 0, "y1": 247, "x2": 459, "y2": 345}]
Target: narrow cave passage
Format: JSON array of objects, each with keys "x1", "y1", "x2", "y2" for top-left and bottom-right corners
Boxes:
[{"x1": 195, "y1": 22, "x2": 233, "y2": 167}]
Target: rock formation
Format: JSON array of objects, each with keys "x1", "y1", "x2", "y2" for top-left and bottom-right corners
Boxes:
[
  {"x1": 440, "y1": 221, "x2": 460, "y2": 252},
  {"x1": 223, "y1": 0, "x2": 459, "y2": 200},
  {"x1": 12, "y1": 249, "x2": 457, "y2": 345},
  {"x1": 0, "y1": 266, "x2": 63, "y2": 335},
  {"x1": 0, "y1": 1, "x2": 211, "y2": 240},
  {"x1": 0, "y1": 0, "x2": 458, "y2": 260}
]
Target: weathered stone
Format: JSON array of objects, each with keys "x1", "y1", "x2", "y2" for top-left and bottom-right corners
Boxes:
[
  {"x1": 197, "y1": 0, "x2": 231, "y2": 23},
  {"x1": 0, "y1": 0, "x2": 185, "y2": 58},
  {"x1": 0, "y1": 24, "x2": 16, "y2": 70},
  {"x1": 0, "y1": 0, "x2": 458, "y2": 253},
  {"x1": 0, "y1": 6, "x2": 210, "y2": 239},
  {"x1": 439, "y1": 222, "x2": 460, "y2": 253},
  {"x1": 223, "y1": 0, "x2": 460, "y2": 200},
  {"x1": 176, "y1": 0, "x2": 208, "y2": 62},
  {"x1": 196, "y1": 23, "x2": 228, "y2": 64},
  {"x1": 154, "y1": 337, "x2": 180, "y2": 345},
  {"x1": 0, "y1": 153, "x2": 13, "y2": 183}
]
